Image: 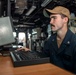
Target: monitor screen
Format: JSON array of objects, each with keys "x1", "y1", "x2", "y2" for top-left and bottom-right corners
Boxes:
[{"x1": 0, "y1": 16, "x2": 15, "y2": 46}]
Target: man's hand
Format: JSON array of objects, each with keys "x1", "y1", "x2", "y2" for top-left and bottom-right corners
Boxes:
[{"x1": 17, "y1": 47, "x2": 30, "y2": 51}]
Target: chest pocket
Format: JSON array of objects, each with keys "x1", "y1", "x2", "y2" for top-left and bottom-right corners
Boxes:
[
  {"x1": 63, "y1": 52, "x2": 72, "y2": 61},
  {"x1": 59, "y1": 43, "x2": 73, "y2": 62},
  {"x1": 61, "y1": 50, "x2": 73, "y2": 68}
]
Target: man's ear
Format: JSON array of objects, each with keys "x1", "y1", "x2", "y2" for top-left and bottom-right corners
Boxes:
[{"x1": 64, "y1": 17, "x2": 68, "y2": 23}]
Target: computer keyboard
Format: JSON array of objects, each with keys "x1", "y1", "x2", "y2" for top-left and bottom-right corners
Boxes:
[
  {"x1": 10, "y1": 50, "x2": 50, "y2": 67},
  {"x1": 12, "y1": 50, "x2": 41, "y2": 60}
]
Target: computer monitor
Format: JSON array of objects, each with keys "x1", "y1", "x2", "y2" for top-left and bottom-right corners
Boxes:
[{"x1": 0, "y1": 16, "x2": 15, "y2": 46}]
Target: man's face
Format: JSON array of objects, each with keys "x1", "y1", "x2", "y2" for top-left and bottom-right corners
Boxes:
[{"x1": 50, "y1": 14, "x2": 65, "y2": 32}]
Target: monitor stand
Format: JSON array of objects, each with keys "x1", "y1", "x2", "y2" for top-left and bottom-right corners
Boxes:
[
  {"x1": 1, "y1": 51, "x2": 10, "y2": 56},
  {"x1": 0, "y1": 46, "x2": 10, "y2": 56}
]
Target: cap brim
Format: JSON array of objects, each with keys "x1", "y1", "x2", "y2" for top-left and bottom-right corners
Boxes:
[
  {"x1": 43, "y1": 9, "x2": 59, "y2": 18},
  {"x1": 46, "y1": 9, "x2": 61, "y2": 14},
  {"x1": 43, "y1": 9, "x2": 50, "y2": 18}
]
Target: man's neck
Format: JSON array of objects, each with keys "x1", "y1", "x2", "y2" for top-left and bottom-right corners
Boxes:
[
  {"x1": 56, "y1": 28, "x2": 67, "y2": 48},
  {"x1": 57, "y1": 28, "x2": 68, "y2": 40}
]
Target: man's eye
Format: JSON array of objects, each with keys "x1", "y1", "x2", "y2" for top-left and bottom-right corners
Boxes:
[
  {"x1": 53, "y1": 17, "x2": 57, "y2": 19},
  {"x1": 51, "y1": 16, "x2": 57, "y2": 19}
]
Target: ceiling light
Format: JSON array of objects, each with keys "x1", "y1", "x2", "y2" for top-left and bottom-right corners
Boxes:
[
  {"x1": 25, "y1": 6, "x2": 36, "y2": 16},
  {"x1": 41, "y1": 0, "x2": 52, "y2": 7}
]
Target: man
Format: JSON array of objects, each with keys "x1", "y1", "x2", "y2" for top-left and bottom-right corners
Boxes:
[
  {"x1": 18, "y1": 6, "x2": 76, "y2": 73},
  {"x1": 43, "y1": 6, "x2": 76, "y2": 73}
]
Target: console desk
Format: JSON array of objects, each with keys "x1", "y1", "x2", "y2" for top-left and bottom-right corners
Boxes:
[{"x1": 0, "y1": 55, "x2": 74, "y2": 75}]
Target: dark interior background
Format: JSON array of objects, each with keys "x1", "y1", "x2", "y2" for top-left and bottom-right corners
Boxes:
[
  {"x1": 0, "y1": 0, "x2": 76, "y2": 31},
  {"x1": 0, "y1": 0, "x2": 76, "y2": 54}
]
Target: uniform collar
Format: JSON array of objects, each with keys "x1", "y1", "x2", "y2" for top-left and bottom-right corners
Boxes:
[
  {"x1": 62, "y1": 29, "x2": 73, "y2": 45},
  {"x1": 51, "y1": 29, "x2": 73, "y2": 45},
  {"x1": 51, "y1": 29, "x2": 73, "y2": 54}
]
